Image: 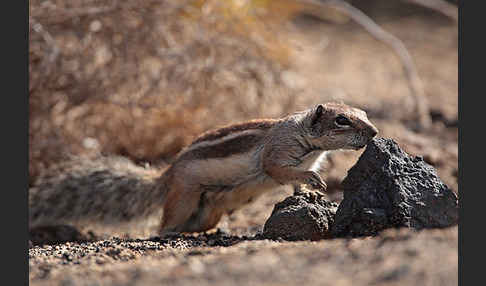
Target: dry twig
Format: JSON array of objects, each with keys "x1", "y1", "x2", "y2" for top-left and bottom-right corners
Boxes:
[
  {"x1": 29, "y1": 17, "x2": 60, "y2": 92},
  {"x1": 404, "y1": 0, "x2": 458, "y2": 21},
  {"x1": 300, "y1": 0, "x2": 432, "y2": 129}
]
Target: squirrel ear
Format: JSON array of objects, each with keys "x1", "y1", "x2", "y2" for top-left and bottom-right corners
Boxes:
[{"x1": 311, "y1": 104, "x2": 324, "y2": 126}]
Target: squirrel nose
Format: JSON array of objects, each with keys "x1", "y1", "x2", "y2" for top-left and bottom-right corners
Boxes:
[{"x1": 369, "y1": 125, "x2": 379, "y2": 138}]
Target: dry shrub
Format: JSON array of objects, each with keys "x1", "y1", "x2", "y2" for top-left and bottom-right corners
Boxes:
[
  {"x1": 29, "y1": 0, "x2": 314, "y2": 181},
  {"x1": 30, "y1": 0, "x2": 457, "y2": 184}
]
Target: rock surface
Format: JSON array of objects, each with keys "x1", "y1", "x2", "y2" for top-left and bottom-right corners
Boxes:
[
  {"x1": 331, "y1": 138, "x2": 459, "y2": 237},
  {"x1": 262, "y1": 190, "x2": 338, "y2": 241},
  {"x1": 30, "y1": 225, "x2": 94, "y2": 246}
]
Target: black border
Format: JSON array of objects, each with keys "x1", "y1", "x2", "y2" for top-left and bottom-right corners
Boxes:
[
  {"x1": 458, "y1": 1, "x2": 462, "y2": 285},
  {"x1": 8, "y1": 0, "x2": 29, "y2": 285}
]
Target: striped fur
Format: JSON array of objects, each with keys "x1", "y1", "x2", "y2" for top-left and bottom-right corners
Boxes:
[{"x1": 29, "y1": 103, "x2": 378, "y2": 236}]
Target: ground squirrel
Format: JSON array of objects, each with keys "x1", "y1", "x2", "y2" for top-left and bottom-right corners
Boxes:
[{"x1": 29, "y1": 102, "x2": 378, "y2": 236}]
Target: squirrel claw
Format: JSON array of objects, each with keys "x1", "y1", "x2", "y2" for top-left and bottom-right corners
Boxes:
[
  {"x1": 304, "y1": 171, "x2": 327, "y2": 192},
  {"x1": 310, "y1": 181, "x2": 327, "y2": 192}
]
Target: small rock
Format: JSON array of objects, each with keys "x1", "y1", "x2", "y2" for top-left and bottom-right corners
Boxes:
[
  {"x1": 262, "y1": 189, "x2": 338, "y2": 241},
  {"x1": 30, "y1": 225, "x2": 91, "y2": 246}
]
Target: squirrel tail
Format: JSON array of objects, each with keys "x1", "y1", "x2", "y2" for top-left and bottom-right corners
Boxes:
[{"x1": 29, "y1": 156, "x2": 169, "y2": 230}]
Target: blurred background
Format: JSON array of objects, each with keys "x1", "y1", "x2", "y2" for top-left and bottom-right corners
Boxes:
[{"x1": 29, "y1": 0, "x2": 458, "y2": 235}]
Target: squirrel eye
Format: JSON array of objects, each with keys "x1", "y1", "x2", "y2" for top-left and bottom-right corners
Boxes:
[{"x1": 335, "y1": 115, "x2": 351, "y2": 127}]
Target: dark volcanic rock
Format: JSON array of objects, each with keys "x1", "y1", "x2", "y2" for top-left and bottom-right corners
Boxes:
[
  {"x1": 263, "y1": 190, "x2": 338, "y2": 241},
  {"x1": 331, "y1": 138, "x2": 458, "y2": 237},
  {"x1": 30, "y1": 225, "x2": 95, "y2": 246}
]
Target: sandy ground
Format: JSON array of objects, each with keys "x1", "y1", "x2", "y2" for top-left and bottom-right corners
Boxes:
[{"x1": 29, "y1": 227, "x2": 458, "y2": 286}]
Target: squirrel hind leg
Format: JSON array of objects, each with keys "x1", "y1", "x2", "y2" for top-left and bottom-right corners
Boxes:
[
  {"x1": 159, "y1": 190, "x2": 224, "y2": 235},
  {"x1": 158, "y1": 185, "x2": 200, "y2": 235},
  {"x1": 179, "y1": 203, "x2": 224, "y2": 234}
]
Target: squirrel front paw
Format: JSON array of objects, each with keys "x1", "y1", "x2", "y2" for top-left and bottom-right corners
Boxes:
[{"x1": 302, "y1": 171, "x2": 327, "y2": 192}]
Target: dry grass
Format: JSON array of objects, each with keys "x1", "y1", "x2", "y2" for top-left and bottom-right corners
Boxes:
[
  {"x1": 29, "y1": 0, "x2": 458, "y2": 194},
  {"x1": 29, "y1": 0, "x2": 318, "y2": 181}
]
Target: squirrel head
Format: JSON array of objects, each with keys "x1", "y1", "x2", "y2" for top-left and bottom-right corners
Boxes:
[{"x1": 305, "y1": 102, "x2": 378, "y2": 151}]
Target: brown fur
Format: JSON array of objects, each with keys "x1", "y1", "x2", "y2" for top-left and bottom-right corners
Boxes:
[
  {"x1": 179, "y1": 133, "x2": 264, "y2": 160},
  {"x1": 29, "y1": 103, "x2": 378, "y2": 236},
  {"x1": 191, "y1": 119, "x2": 278, "y2": 145}
]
